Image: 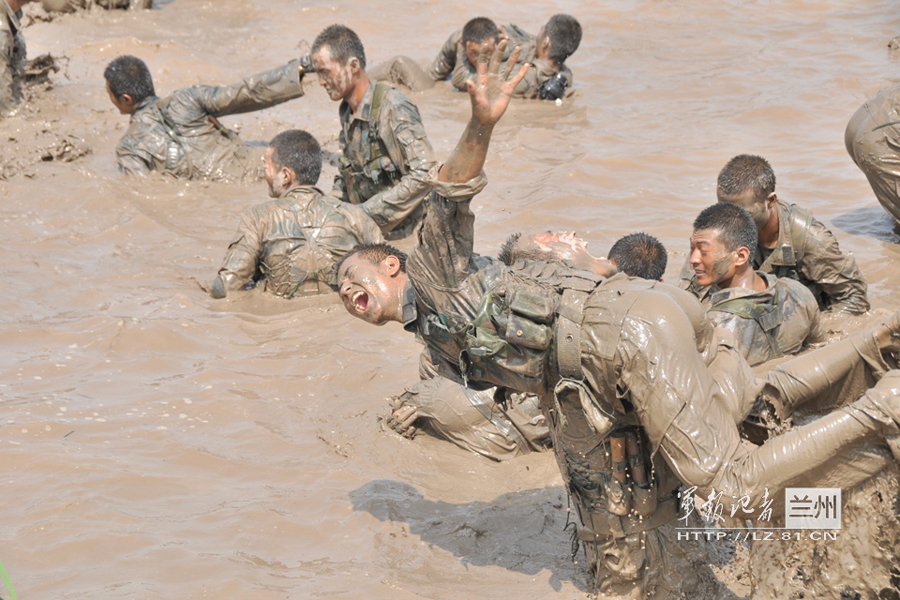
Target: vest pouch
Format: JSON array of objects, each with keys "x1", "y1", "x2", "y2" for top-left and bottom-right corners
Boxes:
[
  {"x1": 603, "y1": 473, "x2": 632, "y2": 517},
  {"x1": 509, "y1": 289, "x2": 556, "y2": 323},
  {"x1": 505, "y1": 314, "x2": 551, "y2": 350},
  {"x1": 631, "y1": 478, "x2": 658, "y2": 517}
]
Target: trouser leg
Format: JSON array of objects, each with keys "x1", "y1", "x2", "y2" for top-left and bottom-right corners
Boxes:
[{"x1": 761, "y1": 329, "x2": 891, "y2": 419}]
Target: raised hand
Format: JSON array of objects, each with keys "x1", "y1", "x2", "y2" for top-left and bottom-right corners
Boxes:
[{"x1": 465, "y1": 40, "x2": 530, "y2": 127}]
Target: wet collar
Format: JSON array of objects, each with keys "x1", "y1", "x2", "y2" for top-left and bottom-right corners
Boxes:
[
  {"x1": 339, "y1": 81, "x2": 376, "y2": 124},
  {"x1": 134, "y1": 95, "x2": 160, "y2": 115}
]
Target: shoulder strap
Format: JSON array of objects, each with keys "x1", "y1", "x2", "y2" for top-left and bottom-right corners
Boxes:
[{"x1": 785, "y1": 203, "x2": 813, "y2": 265}]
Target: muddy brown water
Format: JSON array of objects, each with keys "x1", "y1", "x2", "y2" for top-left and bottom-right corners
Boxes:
[{"x1": 2, "y1": 1, "x2": 900, "y2": 598}]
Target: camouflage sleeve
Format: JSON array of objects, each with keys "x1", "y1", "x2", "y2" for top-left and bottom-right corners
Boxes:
[
  {"x1": 213, "y1": 207, "x2": 264, "y2": 295},
  {"x1": 193, "y1": 59, "x2": 304, "y2": 118},
  {"x1": 338, "y1": 203, "x2": 385, "y2": 246},
  {"x1": 428, "y1": 29, "x2": 462, "y2": 81},
  {"x1": 800, "y1": 219, "x2": 870, "y2": 315},
  {"x1": 360, "y1": 94, "x2": 437, "y2": 233},
  {"x1": 115, "y1": 135, "x2": 153, "y2": 175},
  {"x1": 407, "y1": 164, "x2": 488, "y2": 289}
]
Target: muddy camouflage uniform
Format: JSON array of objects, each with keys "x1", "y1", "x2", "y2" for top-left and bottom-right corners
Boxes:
[
  {"x1": 332, "y1": 82, "x2": 436, "y2": 240},
  {"x1": 116, "y1": 60, "x2": 303, "y2": 182},
  {"x1": 0, "y1": 1, "x2": 25, "y2": 116},
  {"x1": 846, "y1": 82, "x2": 900, "y2": 226},
  {"x1": 706, "y1": 272, "x2": 825, "y2": 367},
  {"x1": 428, "y1": 24, "x2": 573, "y2": 99},
  {"x1": 213, "y1": 185, "x2": 383, "y2": 298},
  {"x1": 679, "y1": 199, "x2": 870, "y2": 315},
  {"x1": 403, "y1": 164, "x2": 900, "y2": 596},
  {"x1": 391, "y1": 351, "x2": 550, "y2": 461}
]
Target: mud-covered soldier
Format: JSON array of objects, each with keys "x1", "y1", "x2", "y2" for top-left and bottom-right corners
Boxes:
[
  {"x1": 0, "y1": 0, "x2": 37, "y2": 116},
  {"x1": 335, "y1": 43, "x2": 900, "y2": 596},
  {"x1": 690, "y1": 202, "x2": 825, "y2": 366},
  {"x1": 103, "y1": 54, "x2": 309, "y2": 181},
  {"x1": 680, "y1": 154, "x2": 870, "y2": 314},
  {"x1": 311, "y1": 25, "x2": 436, "y2": 241},
  {"x1": 430, "y1": 15, "x2": 581, "y2": 101},
  {"x1": 427, "y1": 17, "x2": 506, "y2": 93},
  {"x1": 607, "y1": 232, "x2": 667, "y2": 280},
  {"x1": 211, "y1": 130, "x2": 382, "y2": 300},
  {"x1": 497, "y1": 231, "x2": 617, "y2": 277},
  {"x1": 846, "y1": 83, "x2": 900, "y2": 226}
]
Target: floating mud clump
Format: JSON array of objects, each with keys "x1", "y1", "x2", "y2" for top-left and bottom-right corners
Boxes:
[
  {"x1": 749, "y1": 459, "x2": 900, "y2": 599},
  {"x1": 0, "y1": 132, "x2": 91, "y2": 180}
]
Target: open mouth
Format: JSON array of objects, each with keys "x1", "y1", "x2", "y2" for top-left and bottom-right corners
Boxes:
[{"x1": 351, "y1": 290, "x2": 368, "y2": 312}]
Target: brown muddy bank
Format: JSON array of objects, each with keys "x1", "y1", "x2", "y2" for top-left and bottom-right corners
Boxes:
[{"x1": 2, "y1": 1, "x2": 900, "y2": 599}]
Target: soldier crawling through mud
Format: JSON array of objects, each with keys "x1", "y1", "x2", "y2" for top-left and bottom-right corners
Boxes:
[
  {"x1": 103, "y1": 54, "x2": 308, "y2": 181},
  {"x1": 335, "y1": 43, "x2": 900, "y2": 598}
]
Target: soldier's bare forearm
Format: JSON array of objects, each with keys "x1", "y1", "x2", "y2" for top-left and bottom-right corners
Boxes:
[{"x1": 438, "y1": 119, "x2": 494, "y2": 184}]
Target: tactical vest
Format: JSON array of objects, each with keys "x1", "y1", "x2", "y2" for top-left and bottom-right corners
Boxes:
[
  {"x1": 338, "y1": 83, "x2": 403, "y2": 205},
  {"x1": 421, "y1": 264, "x2": 682, "y2": 540},
  {"x1": 713, "y1": 281, "x2": 787, "y2": 357},
  {"x1": 760, "y1": 203, "x2": 812, "y2": 281}
]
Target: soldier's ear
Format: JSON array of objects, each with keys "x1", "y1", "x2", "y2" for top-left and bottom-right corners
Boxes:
[
  {"x1": 735, "y1": 246, "x2": 751, "y2": 267},
  {"x1": 349, "y1": 57, "x2": 361, "y2": 72},
  {"x1": 384, "y1": 255, "x2": 401, "y2": 277},
  {"x1": 766, "y1": 192, "x2": 777, "y2": 207}
]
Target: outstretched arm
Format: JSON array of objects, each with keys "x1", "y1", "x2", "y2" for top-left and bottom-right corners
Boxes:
[{"x1": 437, "y1": 41, "x2": 529, "y2": 184}]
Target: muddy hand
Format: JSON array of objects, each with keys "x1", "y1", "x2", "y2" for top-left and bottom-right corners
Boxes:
[
  {"x1": 386, "y1": 405, "x2": 418, "y2": 439},
  {"x1": 465, "y1": 40, "x2": 529, "y2": 126}
]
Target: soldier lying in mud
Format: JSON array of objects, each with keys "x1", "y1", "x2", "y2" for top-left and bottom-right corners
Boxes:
[
  {"x1": 334, "y1": 42, "x2": 900, "y2": 597},
  {"x1": 104, "y1": 54, "x2": 308, "y2": 181}
]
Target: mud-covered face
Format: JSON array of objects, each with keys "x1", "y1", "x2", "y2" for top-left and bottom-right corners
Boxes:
[
  {"x1": 312, "y1": 46, "x2": 354, "y2": 102},
  {"x1": 337, "y1": 254, "x2": 398, "y2": 326},
  {"x1": 718, "y1": 188, "x2": 771, "y2": 231},
  {"x1": 518, "y1": 231, "x2": 591, "y2": 263},
  {"x1": 689, "y1": 228, "x2": 736, "y2": 287},
  {"x1": 465, "y1": 39, "x2": 496, "y2": 68}
]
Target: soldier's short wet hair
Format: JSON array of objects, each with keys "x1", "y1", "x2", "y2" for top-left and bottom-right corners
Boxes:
[
  {"x1": 717, "y1": 154, "x2": 776, "y2": 203},
  {"x1": 545, "y1": 14, "x2": 582, "y2": 65},
  {"x1": 497, "y1": 232, "x2": 523, "y2": 265},
  {"x1": 608, "y1": 232, "x2": 667, "y2": 281},
  {"x1": 104, "y1": 55, "x2": 155, "y2": 103},
  {"x1": 336, "y1": 243, "x2": 408, "y2": 277},
  {"x1": 693, "y1": 203, "x2": 758, "y2": 258},
  {"x1": 497, "y1": 232, "x2": 566, "y2": 265},
  {"x1": 462, "y1": 17, "x2": 500, "y2": 45},
  {"x1": 312, "y1": 24, "x2": 366, "y2": 69},
  {"x1": 269, "y1": 130, "x2": 321, "y2": 185}
]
